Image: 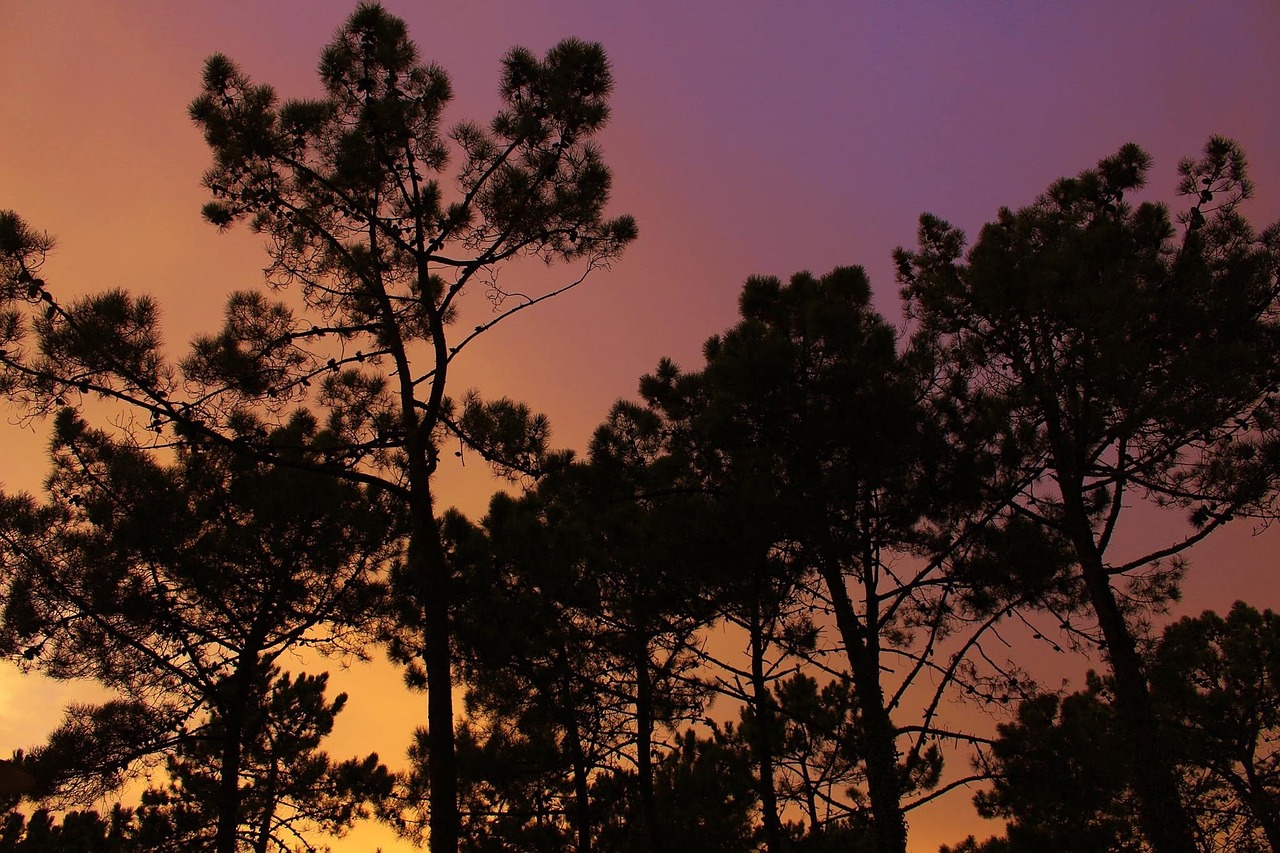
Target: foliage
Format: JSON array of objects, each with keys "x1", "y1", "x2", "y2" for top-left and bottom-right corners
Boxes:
[
  {"x1": 135, "y1": 670, "x2": 392, "y2": 852},
  {"x1": 953, "y1": 603, "x2": 1280, "y2": 853},
  {"x1": 0, "y1": 807, "x2": 136, "y2": 853},
  {"x1": 0, "y1": 412, "x2": 395, "y2": 847},
  {"x1": 899, "y1": 138, "x2": 1280, "y2": 853}
]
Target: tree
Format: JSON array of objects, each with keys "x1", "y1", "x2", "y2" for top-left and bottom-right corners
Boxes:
[
  {"x1": 0, "y1": 5, "x2": 635, "y2": 851},
  {"x1": 628, "y1": 267, "x2": 1013, "y2": 853},
  {"x1": 1149, "y1": 602, "x2": 1280, "y2": 850},
  {"x1": 437, "y1": 488, "x2": 628, "y2": 853},
  {"x1": 0, "y1": 806, "x2": 136, "y2": 853},
  {"x1": 579, "y1": 410, "x2": 725, "y2": 851},
  {"x1": 898, "y1": 138, "x2": 1280, "y2": 853},
  {"x1": 700, "y1": 541, "x2": 809, "y2": 853},
  {"x1": 390, "y1": 492, "x2": 612, "y2": 852},
  {"x1": 401, "y1": 438, "x2": 717, "y2": 853},
  {"x1": 965, "y1": 677, "x2": 1149, "y2": 853},
  {"x1": 948, "y1": 603, "x2": 1280, "y2": 853},
  {"x1": 654, "y1": 418, "x2": 811, "y2": 853},
  {"x1": 2, "y1": 674, "x2": 392, "y2": 853},
  {"x1": 601, "y1": 726, "x2": 760, "y2": 853},
  {"x1": 0, "y1": 411, "x2": 395, "y2": 852},
  {"x1": 135, "y1": 670, "x2": 393, "y2": 852},
  {"x1": 193, "y1": 9, "x2": 634, "y2": 850},
  {"x1": 763, "y1": 673, "x2": 864, "y2": 841}
]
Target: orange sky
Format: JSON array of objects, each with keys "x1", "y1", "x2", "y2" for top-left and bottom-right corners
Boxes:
[{"x1": 3, "y1": 2, "x2": 1279, "y2": 850}]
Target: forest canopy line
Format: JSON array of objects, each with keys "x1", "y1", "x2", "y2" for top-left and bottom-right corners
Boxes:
[{"x1": 1, "y1": 4, "x2": 1279, "y2": 853}]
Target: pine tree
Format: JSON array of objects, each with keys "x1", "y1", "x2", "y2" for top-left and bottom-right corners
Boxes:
[
  {"x1": 899, "y1": 138, "x2": 1280, "y2": 853},
  {"x1": 0, "y1": 411, "x2": 394, "y2": 852},
  {"x1": 627, "y1": 268, "x2": 1005, "y2": 853},
  {"x1": 0, "y1": 5, "x2": 634, "y2": 851}
]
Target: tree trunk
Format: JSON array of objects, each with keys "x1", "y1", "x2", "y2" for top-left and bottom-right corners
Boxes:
[
  {"x1": 633, "y1": 636, "x2": 658, "y2": 853},
  {"x1": 563, "y1": 716, "x2": 593, "y2": 853},
  {"x1": 410, "y1": 496, "x2": 459, "y2": 853},
  {"x1": 215, "y1": 656, "x2": 257, "y2": 853},
  {"x1": 818, "y1": 562, "x2": 908, "y2": 853},
  {"x1": 1058, "y1": 485, "x2": 1197, "y2": 853},
  {"x1": 1242, "y1": 758, "x2": 1280, "y2": 851},
  {"x1": 747, "y1": 600, "x2": 785, "y2": 853},
  {"x1": 215, "y1": 708, "x2": 245, "y2": 853}
]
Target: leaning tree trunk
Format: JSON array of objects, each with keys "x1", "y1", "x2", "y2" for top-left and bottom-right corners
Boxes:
[
  {"x1": 1242, "y1": 759, "x2": 1280, "y2": 851},
  {"x1": 1074, "y1": 541, "x2": 1197, "y2": 853},
  {"x1": 1057, "y1": 472, "x2": 1198, "y2": 853}
]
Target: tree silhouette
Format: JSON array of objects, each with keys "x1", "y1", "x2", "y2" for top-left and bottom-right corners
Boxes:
[
  {"x1": 701, "y1": 529, "x2": 808, "y2": 853},
  {"x1": 591, "y1": 726, "x2": 760, "y2": 853},
  {"x1": 193, "y1": 8, "x2": 634, "y2": 849},
  {"x1": 0, "y1": 806, "x2": 136, "y2": 853},
  {"x1": 0, "y1": 411, "x2": 395, "y2": 852},
  {"x1": 949, "y1": 603, "x2": 1280, "y2": 853},
  {"x1": 135, "y1": 670, "x2": 392, "y2": 852},
  {"x1": 580, "y1": 408, "x2": 724, "y2": 851},
  {"x1": 965, "y1": 677, "x2": 1147, "y2": 853},
  {"x1": 445, "y1": 490, "x2": 627, "y2": 853},
  {"x1": 899, "y1": 138, "x2": 1280, "y2": 853},
  {"x1": 1, "y1": 673, "x2": 390, "y2": 853},
  {"x1": 626, "y1": 267, "x2": 1013, "y2": 852},
  {"x1": 761, "y1": 673, "x2": 865, "y2": 840},
  {"x1": 394, "y1": 436, "x2": 717, "y2": 852},
  {"x1": 1149, "y1": 603, "x2": 1280, "y2": 850},
  {"x1": 0, "y1": 4, "x2": 634, "y2": 850},
  {"x1": 389, "y1": 491, "x2": 613, "y2": 851}
]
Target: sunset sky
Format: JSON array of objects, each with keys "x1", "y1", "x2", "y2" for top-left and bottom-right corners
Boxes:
[{"x1": 3, "y1": 2, "x2": 1279, "y2": 849}]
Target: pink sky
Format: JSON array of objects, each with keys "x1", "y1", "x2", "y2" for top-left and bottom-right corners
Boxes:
[{"x1": 3, "y1": 2, "x2": 1279, "y2": 849}]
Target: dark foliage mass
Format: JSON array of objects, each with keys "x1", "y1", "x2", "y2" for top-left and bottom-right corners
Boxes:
[
  {"x1": 1, "y1": 4, "x2": 1279, "y2": 852},
  {"x1": 946, "y1": 604, "x2": 1280, "y2": 853},
  {"x1": 0, "y1": 412, "x2": 396, "y2": 851}
]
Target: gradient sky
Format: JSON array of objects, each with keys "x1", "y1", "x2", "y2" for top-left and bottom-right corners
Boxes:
[{"x1": 3, "y1": 2, "x2": 1279, "y2": 849}]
